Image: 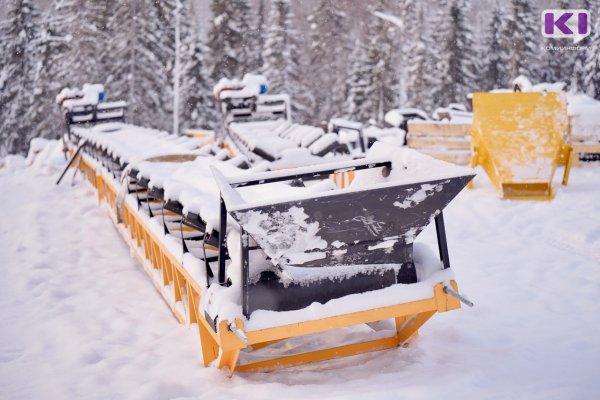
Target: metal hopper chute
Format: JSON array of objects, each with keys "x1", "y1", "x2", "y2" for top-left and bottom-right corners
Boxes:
[
  {"x1": 471, "y1": 92, "x2": 571, "y2": 199},
  {"x1": 212, "y1": 151, "x2": 475, "y2": 317}
]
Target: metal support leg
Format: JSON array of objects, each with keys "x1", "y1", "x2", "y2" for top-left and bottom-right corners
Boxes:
[
  {"x1": 56, "y1": 140, "x2": 87, "y2": 185},
  {"x1": 240, "y1": 228, "x2": 250, "y2": 317},
  {"x1": 217, "y1": 196, "x2": 228, "y2": 285},
  {"x1": 434, "y1": 212, "x2": 451, "y2": 269}
]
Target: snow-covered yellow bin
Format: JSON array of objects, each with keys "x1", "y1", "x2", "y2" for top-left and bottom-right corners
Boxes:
[{"x1": 470, "y1": 92, "x2": 571, "y2": 200}]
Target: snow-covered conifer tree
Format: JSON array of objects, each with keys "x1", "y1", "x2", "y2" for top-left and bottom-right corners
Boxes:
[
  {"x1": 500, "y1": 0, "x2": 538, "y2": 83},
  {"x1": 307, "y1": 0, "x2": 350, "y2": 124},
  {"x1": 0, "y1": 0, "x2": 41, "y2": 155},
  {"x1": 344, "y1": 40, "x2": 371, "y2": 122},
  {"x1": 540, "y1": 1, "x2": 574, "y2": 85},
  {"x1": 402, "y1": 0, "x2": 433, "y2": 111},
  {"x1": 207, "y1": 0, "x2": 257, "y2": 81},
  {"x1": 254, "y1": 0, "x2": 267, "y2": 71},
  {"x1": 118, "y1": 0, "x2": 176, "y2": 131},
  {"x1": 437, "y1": 0, "x2": 476, "y2": 107},
  {"x1": 354, "y1": 0, "x2": 397, "y2": 125},
  {"x1": 262, "y1": 0, "x2": 311, "y2": 122},
  {"x1": 180, "y1": 30, "x2": 218, "y2": 130},
  {"x1": 480, "y1": 5, "x2": 506, "y2": 91},
  {"x1": 425, "y1": 0, "x2": 451, "y2": 108},
  {"x1": 584, "y1": 1, "x2": 600, "y2": 99},
  {"x1": 28, "y1": 8, "x2": 72, "y2": 145},
  {"x1": 231, "y1": 0, "x2": 257, "y2": 75}
]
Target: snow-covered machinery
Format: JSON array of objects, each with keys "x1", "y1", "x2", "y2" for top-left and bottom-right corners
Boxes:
[
  {"x1": 59, "y1": 114, "x2": 476, "y2": 375},
  {"x1": 215, "y1": 75, "x2": 352, "y2": 167},
  {"x1": 328, "y1": 118, "x2": 366, "y2": 153},
  {"x1": 405, "y1": 104, "x2": 472, "y2": 166},
  {"x1": 210, "y1": 153, "x2": 474, "y2": 317},
  {"x1": 214, "y1": 74, "x2": 290, "y2": 124},
  {"x1": 325, "y1": 118, "x2": 410, "y2": 159},
  {"x1": 384, "y1": 108, "x2": 429, "y2": 134},
  {"x1": 567, "y1": 94, "x2": 600, "y2": 166},
  {"x1": 57, "y1": 84, "x2": 127, "y2": 138},
  {"x1": 471, "y1": 91, "x2": 572, "y2": 199}
]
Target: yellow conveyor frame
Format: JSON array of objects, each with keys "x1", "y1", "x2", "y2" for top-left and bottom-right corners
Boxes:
[{"x1": 69, "y1": 150, "x2": 464, "y2": 376}]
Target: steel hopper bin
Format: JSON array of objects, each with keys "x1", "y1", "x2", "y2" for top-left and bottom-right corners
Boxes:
[
  {"x1": 212, "y1": 154, "x2": 475, "y2": 317},
  {"x1": 471, "y1": 92, "x2": 571, "y2": 200}
]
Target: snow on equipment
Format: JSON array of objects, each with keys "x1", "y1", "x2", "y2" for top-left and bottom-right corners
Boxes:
[
  {"x1": 470, "y1": 91, "x2": 572, "y2": 200},
  {"x1": 328, "y1": 118, "x2": 366, "y2": 153},
  {"x1": 384, "y1": 108, "x2": 429, "y2": 133},
  {"x1": 59, "y1": 114, "x2": 475, "y2": 375},
  {"x1": 216, "y1": 75, "x2": 351, "y2": 167},
  {"x1": 57, "y1": 84, "x2": 127, "y2": 139},
  {"x1": 214, "y1": 74, "x2": 290, "y2": 124},
  {"x1": 56, "y1": 73, "x2": 477, "y2": 375},
  {"x1": 403, "y1": 104, "x2": 472, "y2": 166},
  {"x1": 432, "y1": 103, "x2": 473, "y2": 122},
  {"x1": 407, "y1": 122, "x2": 471, "y2": 166},
  {"x1": 567, "y1": 94, "x2": 600, "y2": 166},
  {"x1": 210, "y1": 153, "x2": 474, "y2": 317},
  {"x1": 326, "y1": 118, "x2": 404, "y2": 155}
]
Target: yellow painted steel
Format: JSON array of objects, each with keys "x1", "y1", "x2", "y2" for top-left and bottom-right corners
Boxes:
[
  {"x1": 471, "y1": 92, "x2": 572, "y2": 200},
  {"x1": 183, "y1": 129, "x2": 214, "y2": 139},
  {"x1": 71, "y1": 150, "x2": 464, "y2": 376}
]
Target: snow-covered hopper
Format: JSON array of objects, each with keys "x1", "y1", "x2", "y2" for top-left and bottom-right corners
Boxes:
[
  {"x1": 211, "y1": 158, "x2": 473, "y2": 317},
  {"x1": 471, "y1": 92, "x2": 572, "y2": 200},
  {"x1": 57, "y1": 77, "x2": 476, "y2": 375}
]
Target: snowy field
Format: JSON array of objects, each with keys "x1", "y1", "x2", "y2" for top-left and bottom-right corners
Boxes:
[{"x1": 1, "y1": 153, "x2": 599, "y2": 400}]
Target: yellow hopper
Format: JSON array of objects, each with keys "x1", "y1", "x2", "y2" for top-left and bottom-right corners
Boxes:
[{"x1": 471, "y1": 92, "x2": 572, "y2": 200}]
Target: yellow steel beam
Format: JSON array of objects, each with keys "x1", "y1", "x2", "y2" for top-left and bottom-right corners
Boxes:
[
  {"x1": 237, "y1": 336, "x2": 401, "y2": 373},
  {"x1": 72, "y1": 147, "x2": 466, "y2": 376}
]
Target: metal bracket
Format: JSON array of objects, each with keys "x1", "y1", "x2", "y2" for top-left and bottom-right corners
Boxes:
[
  {"x1": 228, "y1": 322, "x2": 248, "y2": 344},
  {"x1": 444, "y1": 285, "x2": 474, "y2": 307}
]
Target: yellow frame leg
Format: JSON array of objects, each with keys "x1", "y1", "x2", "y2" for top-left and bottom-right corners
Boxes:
[{"x1": 562, "y1": 145, "x2": 574, "y2": 186}]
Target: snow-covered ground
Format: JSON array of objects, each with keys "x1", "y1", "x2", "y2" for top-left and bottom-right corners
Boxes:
[{"x1": 1, "y1": 153, "x2": 599, "y2": 400}]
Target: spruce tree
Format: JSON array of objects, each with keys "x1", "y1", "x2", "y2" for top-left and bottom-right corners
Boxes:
[
  {"x1": 180, "y1": 30, "x2": 218, "y2": 130},
  {"x1": 426, "y1": 0, "x2": 451, "y2": 108},
  {"x1": 344, "y1": 39, "x2": 371, "y2": 122},
  {"x1": 402, "y1": 0, "x2": 434, "y2": 111},
  {"x1": 254, "y1": 0, "x2": 267, "y2": 71},
  {"x1": 46, "y1": 0, "x2": 115, "y2": 87},
  {"x1": 307, "y1": 0, "x2": 350, "y2": 124},
  {"x1": 584, "y1": 1, "x2": 600, "y2": 99},
  {"x1": 207, "y1": 0, "x2": 256, "y2": 82},
  {"x1": 481, "y1": 6, "x2": 505, "y2": 91},
  {"x1": 0, "y1": 0, "x2": 41, "y2": 155},
  {"x1": 262, "y1": 0, "x2": 311, "y2": 122},
  {"x1": 572, "y1": 0, "x2": 594, "y2": 92},
  {"x1": 540, "y1": 0, "x2": 573, "y2": 85},
  {"x1": 438, "y1": 0, "x2": 476, "y2": 106},
  {"x1": 28, "y1": 8, "x2": 72, "y2": 145},
  {"x1": 500, "y1": 0, "x2": 538, "y2": 83},
  {"x1": 119, "y1": 0, "x2": 176, "y2": 131},
  {"x1": 233, "y1": 0, "x2": 258, "y2": 75},
  {"x1": 359, "y1": 1, "x2": 397, "y2": 125}
]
